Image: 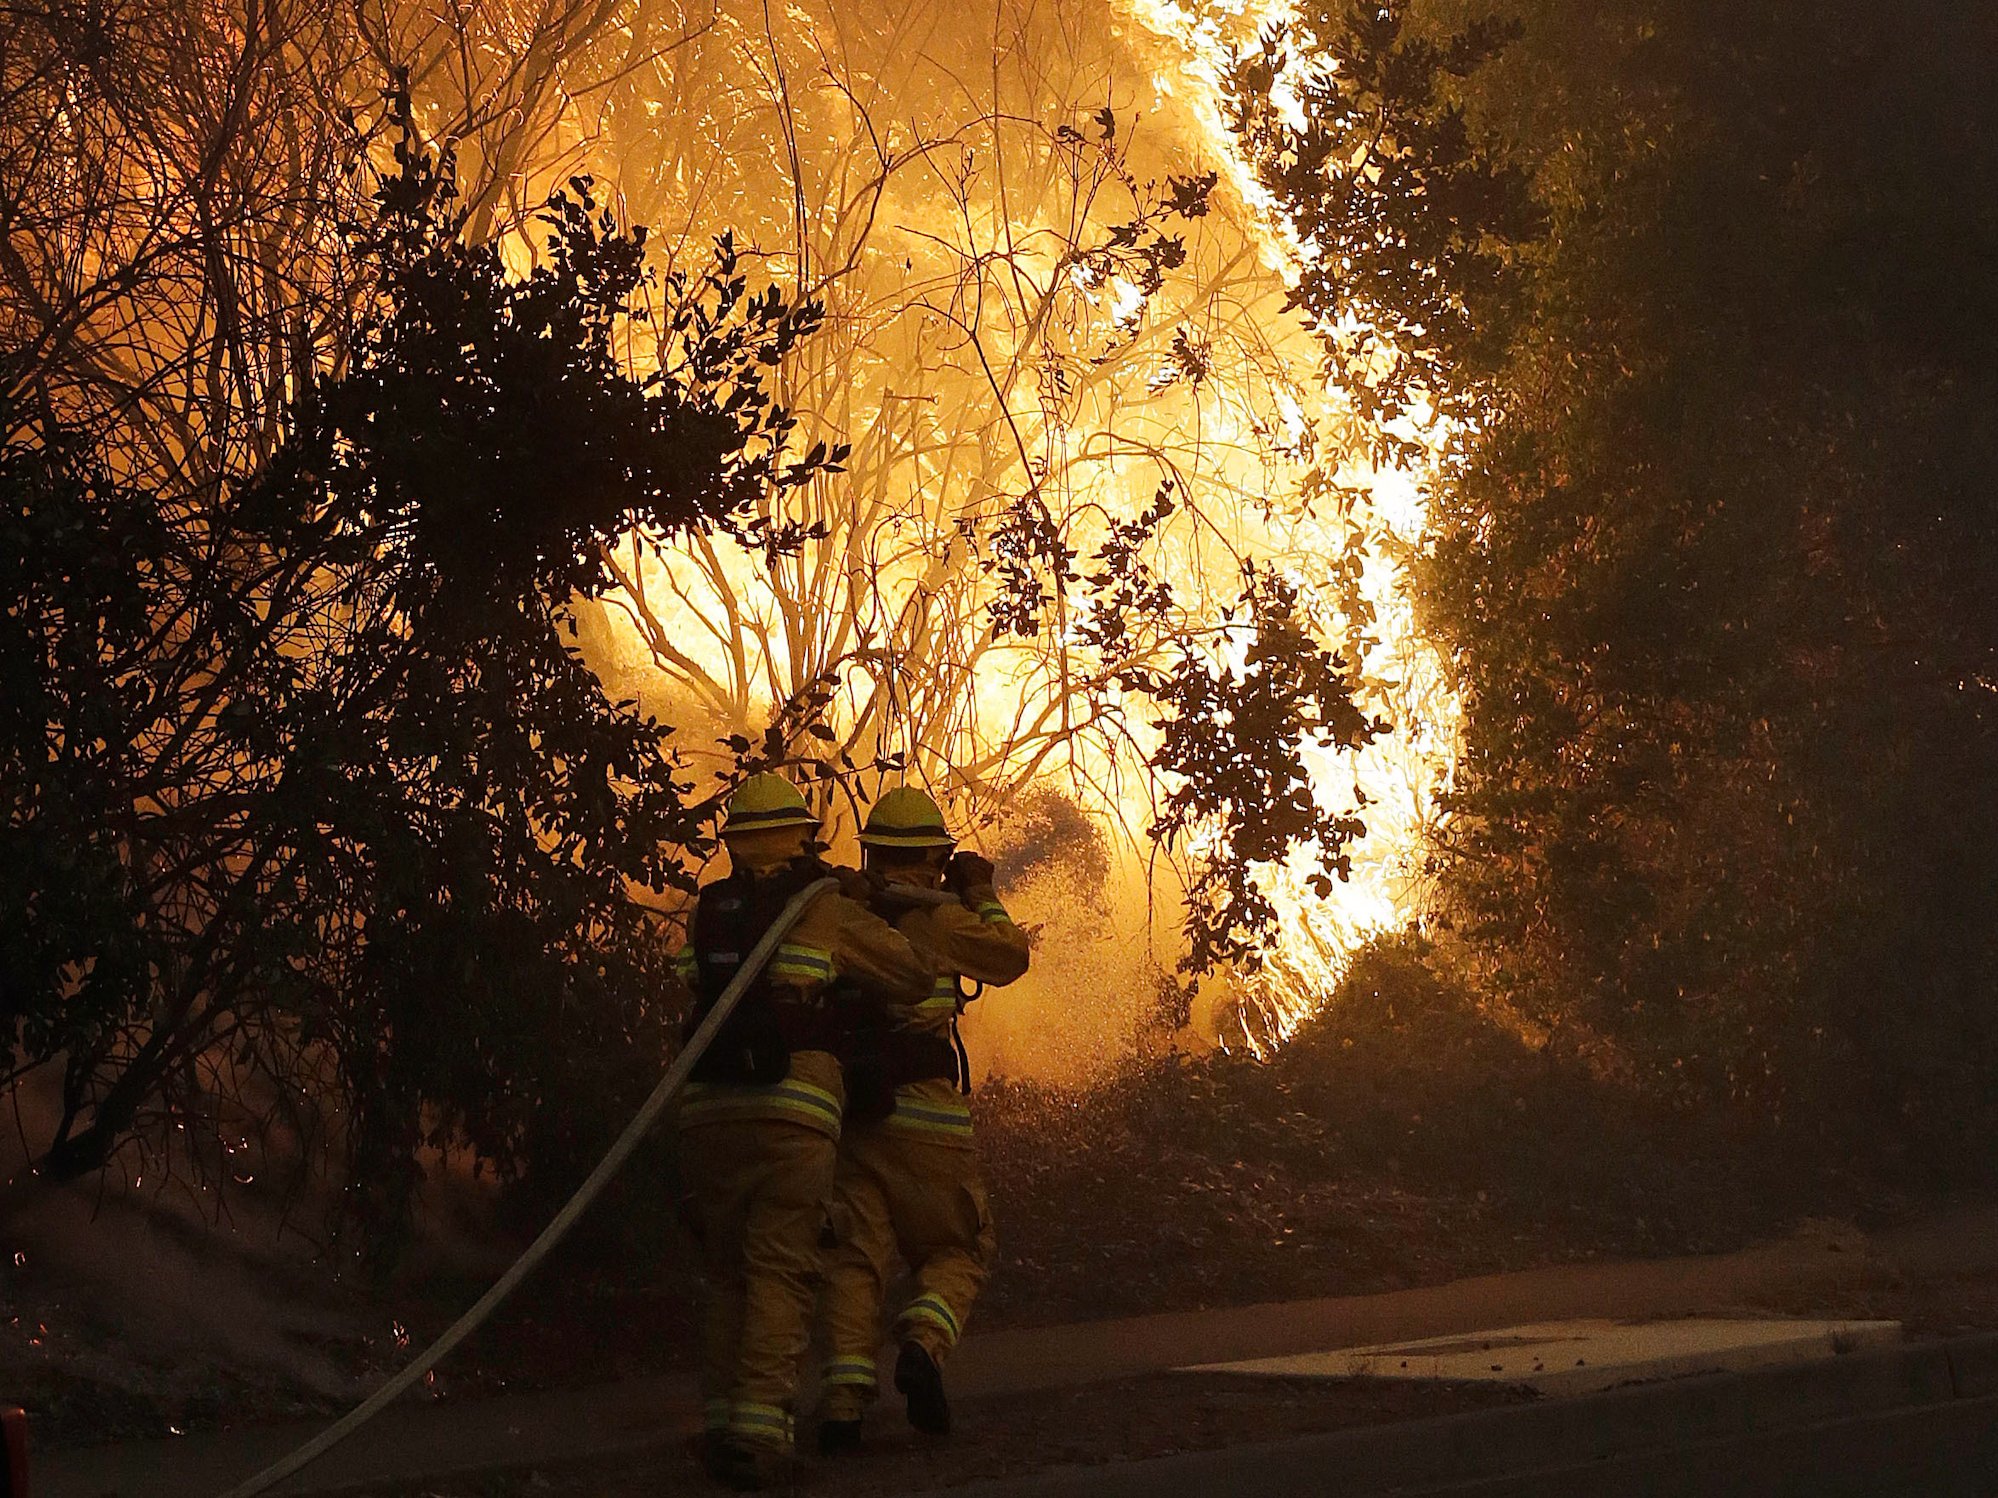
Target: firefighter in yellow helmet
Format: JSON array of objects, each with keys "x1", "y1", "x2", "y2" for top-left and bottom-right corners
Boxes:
[
  {"x1": 674, "y1": 774, "x2": 932, "y2": 1490},
  {"x1": 815, "y1": 786, "x2": 1030, "y2": 1450}
]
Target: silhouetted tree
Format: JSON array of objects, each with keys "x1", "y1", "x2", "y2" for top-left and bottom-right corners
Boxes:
[
  {"x1": 1235, "y1": 0, "x2": 1998, "y2": 1158},
  {"x1": 0, "y1": 131, "x2": 833, "y2": 1245}
]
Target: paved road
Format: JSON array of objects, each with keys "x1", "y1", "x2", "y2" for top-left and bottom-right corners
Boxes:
[
  {"x1": 1435, "y1": 1396, "x2": 1998, "y2": 1497},
  {"x1": 918, "y1": 1346, "x2": 1998, "y2": 1498}
]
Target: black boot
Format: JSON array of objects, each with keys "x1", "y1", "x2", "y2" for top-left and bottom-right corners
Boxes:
[
  {"x1": 715, "y1": 1440, "x2": 795, "y2": 1491},
  {"x1": 817, "y1": 1416, "x2": 864, "y2": 1455},
  {"x1": 698, "y1": 1431, "x2": 736, "y2": 1484},
  {"x1": 895, "y1": 1340, "x2": 951, "y2": 1436}
]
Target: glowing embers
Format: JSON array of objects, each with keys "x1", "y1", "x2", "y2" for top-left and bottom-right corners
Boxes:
[{"x1": 1185, "y1": 1318, "x2": 1904, "y2": 1396}]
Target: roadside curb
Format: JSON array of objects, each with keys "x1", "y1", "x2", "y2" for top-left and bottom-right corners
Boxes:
[{"x1": 917, "y1": 1331, "x2": 1998, "y2": 1498}]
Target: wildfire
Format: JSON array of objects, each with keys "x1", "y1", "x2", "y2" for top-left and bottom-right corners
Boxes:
[
  {"x1": 1109, "y1": 0, "x2": 1462, "y2": 1050},
  {"x1": 550, "y1": 0, "x2": 1462, "y2": 1071}
]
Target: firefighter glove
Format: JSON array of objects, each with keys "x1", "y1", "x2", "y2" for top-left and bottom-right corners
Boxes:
[{"x1": 838, "y1": 865, "x2": 887, "y2": 905}]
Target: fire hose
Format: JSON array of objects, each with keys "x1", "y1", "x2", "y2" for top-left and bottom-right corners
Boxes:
[{"x1": 217, "y1": 876, "x2": 959, "y2": 1498}]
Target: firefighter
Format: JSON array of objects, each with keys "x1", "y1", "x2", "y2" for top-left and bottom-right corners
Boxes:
[
  {"x1": 815, "y1": 787, "x2": 1030, "y2": 1450},
  {"x1": 674, "y1": 773, "x2": 932, "y2": 1490}
]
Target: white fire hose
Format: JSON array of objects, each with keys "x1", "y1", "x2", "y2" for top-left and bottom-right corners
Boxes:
[{"x1": 217, "y1": 876, "x2": 960, "y2": 1498}]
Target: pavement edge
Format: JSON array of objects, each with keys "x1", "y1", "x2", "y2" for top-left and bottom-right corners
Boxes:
[{"x1": 919, "y1": 1330, "x2": 1998, "y2": 1498}]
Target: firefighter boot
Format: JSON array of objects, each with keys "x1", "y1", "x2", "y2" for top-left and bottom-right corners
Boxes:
[
  {"x1": 698, "y1": 1429, "x2": 733, "y2": 1483},
  {"x1": 896, "y1": 1339, "x2": 951, "y2": 1435},
  {"x1": 817, "y1": 1415, "x2": 864, "y2": 1455},
  {"x1": 711, "y1": 1436, "x2": 796, "y2": 1491}
]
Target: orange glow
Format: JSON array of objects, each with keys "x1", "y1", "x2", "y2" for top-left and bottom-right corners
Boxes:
[{"x1": 447, "y1": 0, "x2": 1463, "y2": 1072}]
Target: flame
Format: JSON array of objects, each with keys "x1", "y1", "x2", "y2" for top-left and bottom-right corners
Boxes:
[
  {"x1": 514, "y1": 0, "x2": 1463, "y2": 1069},
  {"x1": 1107, "y1": 0, "x2": 1462, "y2": 1050}
]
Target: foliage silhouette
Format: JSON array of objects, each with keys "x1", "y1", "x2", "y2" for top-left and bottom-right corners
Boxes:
[
  {"x1": 1235, "y1": 0, "x2": 1998, "y2": 1158},
  {"x1": 0, "y1": 126, "x2": 834, "y2": 1247}
]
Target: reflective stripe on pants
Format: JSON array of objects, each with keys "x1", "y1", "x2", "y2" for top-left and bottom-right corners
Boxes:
[
  {"x1": 816, "y1": 1124, "x2": 995, "y2": 1420},
  {"x1": 680, "y1": 1115, "x2": 837, "y2": 1451}
]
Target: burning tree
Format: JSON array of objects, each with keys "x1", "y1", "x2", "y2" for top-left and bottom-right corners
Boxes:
[
  {"x1": 521, "y1": 0, "x2": 1413, "y2": 1024},
  {"x1": 8, "y1": 0, "x2": 1427, "y2": 1039},
  {"x1": 3, "y1": 0, "x2": 1442, "y2": 1233}
]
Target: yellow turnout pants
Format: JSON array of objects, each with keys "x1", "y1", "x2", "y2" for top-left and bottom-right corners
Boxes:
[
  {"x1": 818, "y1": 1125, "x2": 995, "y2": 1420},
  {"x1": 680, "y1": 1116, "x2": 838, "y2": 1452}
]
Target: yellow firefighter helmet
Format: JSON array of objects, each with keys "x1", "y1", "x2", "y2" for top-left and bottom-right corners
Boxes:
[
  {"x1": 721, "y1": 773, "x2": 819, "y2": 835},
  {"x1": 858, "y1": 786, "x2": 956, "y2": 848}
]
